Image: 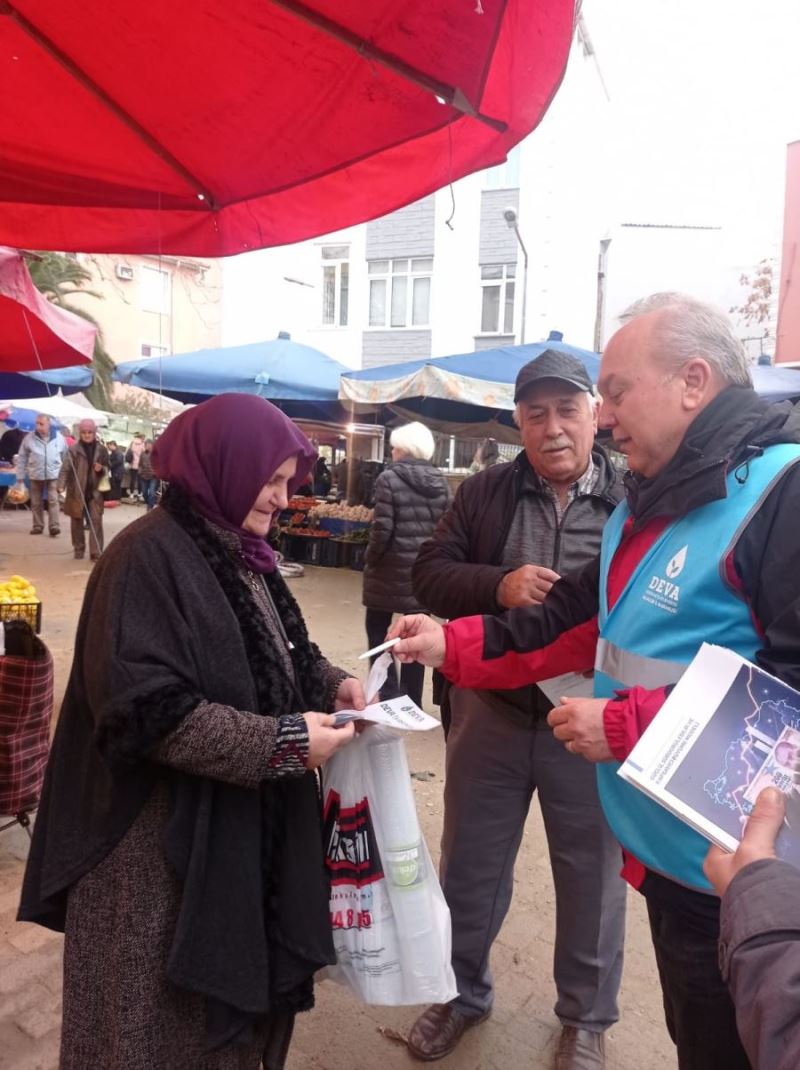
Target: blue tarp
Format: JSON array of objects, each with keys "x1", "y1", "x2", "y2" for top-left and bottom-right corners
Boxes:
[
  {"x1": 341, "y1": 338, "x2": 600, "y2": 392},
  {"x1": 751, "y1": 363, "x2": 800, "y2": 401},
  {"x1": 0, "y1": 364, "x2": 93, "y2": 398},
  {"x1": 113, "y1": 339, "x2": 349, "y2": 407},
  {"x1": 1, "y1": 406, "x2": 67, "y2": 432},
  {"x1": 339, "y1": 338, "x2": 601, "y2": 436}
]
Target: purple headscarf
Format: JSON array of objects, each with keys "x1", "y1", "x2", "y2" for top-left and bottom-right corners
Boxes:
[{"x1": 152, "y1": 394, "x2": 316, "y2": 573}]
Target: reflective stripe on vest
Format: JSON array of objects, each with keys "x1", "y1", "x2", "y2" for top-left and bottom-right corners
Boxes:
[
  {"x1": 594, "y1": 443, "x2": 800, "y2": 892},
  {"x1": 595, "y1": 638, "x2": 685, "y2": 690}
]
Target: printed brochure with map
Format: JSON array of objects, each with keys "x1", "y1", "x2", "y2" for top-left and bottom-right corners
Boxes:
[{"x1": 619, "y1": 643, "x2": 800, "y2": 863}]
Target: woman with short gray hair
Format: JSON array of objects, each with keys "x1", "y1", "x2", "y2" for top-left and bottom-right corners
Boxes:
[{"x1": 363, "y1": 421, "x2": 449, "y2": 707}]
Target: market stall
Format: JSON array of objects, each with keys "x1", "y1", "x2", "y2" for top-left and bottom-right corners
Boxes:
[{"x1": 278, "y1": 496, "x2": 374, "y2": 571}]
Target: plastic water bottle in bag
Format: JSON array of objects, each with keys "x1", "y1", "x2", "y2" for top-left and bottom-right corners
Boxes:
[{"x1": 366, "y1": 733, "x2": 440, "y2": 993}]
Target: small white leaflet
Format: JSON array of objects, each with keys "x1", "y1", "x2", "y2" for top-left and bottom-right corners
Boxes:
[
  {"x1": 334, "y1": 651, "x2": 439, "y2": 731},
  {"x1": 334, "y1": 697, "x2": 440, "y2": 732},
  {"x1": 537, "y1": 671, "x2": 594, "y2": 706}
]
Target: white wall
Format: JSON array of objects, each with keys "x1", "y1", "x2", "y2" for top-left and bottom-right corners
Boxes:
[{"x1": 223, "y1": 226, "x2": 367, "y2": 368}]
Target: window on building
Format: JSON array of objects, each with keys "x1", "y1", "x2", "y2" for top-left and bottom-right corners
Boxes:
[
  {"x1": 480, "y1": 263, "x2": 516, "y2": 334},
  {"x1": 320, "y1": 245, "x2": 349, "y2": 326},
  {"x1": 140, "y1": 266, "x2": 171, "y2": 314},
  {"x1": 483, "y1": 145, "x2": 521, "y2": 189},
  {"x1": 368, "y1": 258, "x2": 432, "y2": 328}
]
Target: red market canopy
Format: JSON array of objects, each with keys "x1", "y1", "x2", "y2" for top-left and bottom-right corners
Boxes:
[
  {"x1": 0, "y1": 247, "x2": 96, "y2": 372},
  {"x1": 0, "y1": 0, "x2": 575, "y2": 257}
]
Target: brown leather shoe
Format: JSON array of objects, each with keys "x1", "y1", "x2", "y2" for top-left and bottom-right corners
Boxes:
[
  {"x1": 554, "y1": 1027, "x2": 605, "y2": 1069},
  {"x1": 407, "y1": 1002, "x2": 490, "y2": 1062}
]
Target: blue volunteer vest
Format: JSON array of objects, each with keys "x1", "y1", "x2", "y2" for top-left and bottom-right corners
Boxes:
[{"x1": 595, "y1": 444, "x2": 800, "y2": 891}]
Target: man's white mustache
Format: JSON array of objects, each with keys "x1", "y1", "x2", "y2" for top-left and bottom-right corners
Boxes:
[{"x1": 543, "y1": 439, "x2": 573, "y2": 452}]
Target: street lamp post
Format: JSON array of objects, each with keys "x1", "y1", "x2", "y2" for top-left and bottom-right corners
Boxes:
[{"x1": 503, "y1": 207, "x2": 528, "y2": 345}]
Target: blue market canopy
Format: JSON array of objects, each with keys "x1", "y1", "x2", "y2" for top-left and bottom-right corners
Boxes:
[
  {"x1": 751, "y1": 363, "x2": 800, "y2": 402},
  {"x1": 114, "y1": 339, "x2": 350, "y2": 414},
  {"x1": 0, "y1": 364, "x2": 93, "y2": 399},
  {"x1": 339, "y1": 337, "x2": 601, "y2": 440},
  {"x1": 341, "y1": 338, "x2": 600, "y2": 413}
]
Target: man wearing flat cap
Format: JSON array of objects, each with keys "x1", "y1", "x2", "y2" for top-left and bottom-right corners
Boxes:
[{"x1": 407, "y1": 350, "x2": 626, "y2": 1069}]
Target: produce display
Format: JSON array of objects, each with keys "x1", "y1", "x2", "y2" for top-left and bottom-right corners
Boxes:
[
  {"x1": 0, "y1": 574, "x2": 39, "y2": 605},
  {"x1": 308, "y1": 503, "x2": 373, "y2": 523},
  {"x1": 287, "y1": 496, "x2": 319, "y2": 511}
]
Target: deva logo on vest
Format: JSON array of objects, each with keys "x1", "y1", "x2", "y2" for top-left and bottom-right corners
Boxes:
[{"x1": 645, "y1": 544, "x2": 688, "y2": 614}]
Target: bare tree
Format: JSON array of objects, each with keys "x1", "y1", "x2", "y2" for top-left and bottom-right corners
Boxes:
[{"x1": 730, "y1": 258, "x2": 775, "y2": 335}]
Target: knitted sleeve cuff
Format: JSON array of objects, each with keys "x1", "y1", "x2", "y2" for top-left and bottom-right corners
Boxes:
[{"x1": 267, "y1": 714, "x2": 310, "y2": 776}]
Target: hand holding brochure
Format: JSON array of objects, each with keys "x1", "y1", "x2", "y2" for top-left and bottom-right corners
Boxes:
[
  {"x1": 333, "y1": 651, "x2": 440, "y2": 731},
  {"x1": 619, "y1": 643, "x2": 800, "y2": 864}
]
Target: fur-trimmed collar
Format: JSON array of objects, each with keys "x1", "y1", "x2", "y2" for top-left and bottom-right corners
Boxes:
[{"x1": 161, "y1": 484, "x2": 330, "y2": 718}]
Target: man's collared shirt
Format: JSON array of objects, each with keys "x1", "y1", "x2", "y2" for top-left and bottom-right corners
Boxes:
[{"x1": 539, "y1": 459, "x2": 599, "y2": 522}]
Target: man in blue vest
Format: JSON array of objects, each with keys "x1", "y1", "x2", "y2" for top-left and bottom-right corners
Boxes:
[{"x1": 389, "y1": 293, "x2": 800, "y2": 1069}]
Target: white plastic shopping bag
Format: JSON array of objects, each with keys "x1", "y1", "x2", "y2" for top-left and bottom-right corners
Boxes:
[{"x1": 321, "y1": 655, "x2": 456, "y2": 1004}]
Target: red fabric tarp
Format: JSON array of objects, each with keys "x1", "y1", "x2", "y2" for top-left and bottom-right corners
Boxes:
[
  {"x1": 0, "y1": 0, "x2": 575, "y2": 257},
  {"x1": 0, "y1": 248, "x2": 96, "y2": 372}
]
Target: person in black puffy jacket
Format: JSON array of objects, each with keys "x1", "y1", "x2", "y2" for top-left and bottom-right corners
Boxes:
[{"x1": 362, "y1": 422, "x2": 449, "y2": 707}]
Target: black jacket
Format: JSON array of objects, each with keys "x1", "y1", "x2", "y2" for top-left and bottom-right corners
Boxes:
[
  {"x1": 413, "y1": 446, "x2": 622, "y2": 621},
  {"x1": 413, "y1": 446, "x2": 622, "y2": 725},
  {"x1": 362, "y1": 459, "x2": 450, "y2": 613},
  {"x1": 107, "y1": 447, "x2": 125, "y2": 477}
]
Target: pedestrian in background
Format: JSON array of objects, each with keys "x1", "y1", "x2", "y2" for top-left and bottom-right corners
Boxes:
[
  {"x1": 137, "y1": 439, "x2": 158, "y2": 511},
  {"x1": 362, "y1": 421, "x2": 449, "y2": 708},
  {"x1": 106, "y1": 440, "x2": 125, "y2": 501},
  {"x1": 469, "y1": 436, "x2": 501, "y2": 473},
  {"x1": 14, "y1": 413, "x2": 66, "y2": 538},
  {"x1": 59, "y1": 419, "x2": 109, "y2": 561},
  {"x1": 126, "y1": 433, "x2": 145, "y2": 501}
]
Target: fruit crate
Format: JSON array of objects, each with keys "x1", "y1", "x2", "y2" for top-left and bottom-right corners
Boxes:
[
  {"x1": 319, "y1": 537, "x2": 353, "y2": 568},
  {"x1": 0, "y1": 601, "x2": 42, "y2": 634},
  {"x1": 280, "y1": 531, "x2": 330, "y2": 566}
]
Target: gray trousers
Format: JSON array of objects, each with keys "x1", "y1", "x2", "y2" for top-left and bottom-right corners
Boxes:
[
  {"x1": 29, "y1": 478, "x2": 60, "y2": 533},
  {"x1": 441, "y1": 688, "x2": 627, "y2": 1031}
]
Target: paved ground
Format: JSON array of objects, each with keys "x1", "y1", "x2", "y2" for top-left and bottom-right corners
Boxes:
[{"x1": 0, "y1": 502, "x2": 676, "y2": 1069}]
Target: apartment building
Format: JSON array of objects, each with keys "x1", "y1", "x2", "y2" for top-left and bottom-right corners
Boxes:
[{"x1": 67, "y1": 253, "x2": 223, "y2": 368}]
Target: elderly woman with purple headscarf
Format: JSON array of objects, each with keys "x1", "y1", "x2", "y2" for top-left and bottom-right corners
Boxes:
[{"x1": 19, "y1": 395, "x2": 363, "y2": 1070}]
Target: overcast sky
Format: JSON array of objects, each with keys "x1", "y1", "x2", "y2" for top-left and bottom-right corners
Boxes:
[{"x1": 585, "y1": 0, "x2": 800, "y2": 252}]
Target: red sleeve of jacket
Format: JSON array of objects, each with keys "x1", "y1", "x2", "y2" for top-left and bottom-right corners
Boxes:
[
  {"x1": 603, "y1": 685, "x2": 670, "y2": 762},
  {"x1": 439, "y1": 556, "x2": 601, "y2": 690}
]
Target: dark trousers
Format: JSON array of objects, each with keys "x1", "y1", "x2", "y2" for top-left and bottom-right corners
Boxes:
[
  {"x1": 645, "y1": 892, "x2": 751, "y2": 1069},
  {"x1": 364, "y1": 608, "x2": 425, "y2": 708}
]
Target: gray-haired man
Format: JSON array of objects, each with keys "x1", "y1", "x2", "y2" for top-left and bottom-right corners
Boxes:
[
  {"x1": 15, "y1": 413, "x2": 65, "y2": 537},
  {"x1": 407, "y1": 350, "x2": 627, "y2": 1070}
]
